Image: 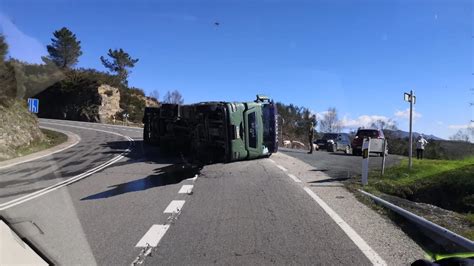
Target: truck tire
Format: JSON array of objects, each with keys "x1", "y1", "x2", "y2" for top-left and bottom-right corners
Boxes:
[{"x1": 143, "y1": 124, "x2": 150, "y2": 144}]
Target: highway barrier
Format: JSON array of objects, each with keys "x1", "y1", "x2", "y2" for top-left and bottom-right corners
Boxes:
[{"x1": 358, "y1": 189, "x2": 474, "y2": 252}]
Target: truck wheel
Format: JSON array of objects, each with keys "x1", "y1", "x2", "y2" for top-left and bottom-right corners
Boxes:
[{"x1": 143, "y1": 125, "x2": 150, "y2": 144}]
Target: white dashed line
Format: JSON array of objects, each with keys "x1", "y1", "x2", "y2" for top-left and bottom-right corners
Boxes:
[
  {"x1": 303, "y1": 187, "x2": 386, "y2": 265},
  {"x1": 287, "y1": 174, "x2": 302, "y2": 183},
  {"x1": 163, "y1": 200, "x2": 185, "y2": 214},
  {"x1": 178, "y1": 185, "x2": 194, "y2": 194},
  {"x1": 276, "y1": 165, "x2": 288, "y2": 172},
  {"x1": 135, "y1": 224, "x2": 170, "y2": 247}
]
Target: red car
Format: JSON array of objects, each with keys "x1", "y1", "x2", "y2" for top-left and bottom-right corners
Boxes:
[{"x1": 351, "y1": 128, "x2": 385, "y2": 156}]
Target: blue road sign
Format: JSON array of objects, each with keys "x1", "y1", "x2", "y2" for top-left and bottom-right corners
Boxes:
[{"x1": 27, "y1": 98, "x2": 39, "y2": 113}]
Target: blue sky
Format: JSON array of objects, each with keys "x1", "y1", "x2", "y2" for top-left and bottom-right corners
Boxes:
[{"x1": 1, "y1": 0, "x2": 472, "y2": 139}]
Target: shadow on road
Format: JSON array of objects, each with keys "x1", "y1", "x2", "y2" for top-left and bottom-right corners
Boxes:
[
  {"x1": 329, "y1": 152, "x2": 353, "y2": 157},
  {"x1": 307, "y1": 177, "x2": 351, "y2": 183},
  {"x1": 309, "y1": 169, "x2": 328, "y2": 172},
  {"x1": 81, "y1": 163, "x2": 201, "y2": 200},
  {"x1": 100, "y1": 140, "x2": 189, "y2": 165},
  {"x1": 80, "y1": 140, "x2": 202, "y2": 200}
]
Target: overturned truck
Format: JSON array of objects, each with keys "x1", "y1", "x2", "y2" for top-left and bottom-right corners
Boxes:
[{"x1": 143, "y1": 95, "x2": 278, "y2": 163}]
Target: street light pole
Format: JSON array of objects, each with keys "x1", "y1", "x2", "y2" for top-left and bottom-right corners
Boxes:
[
  {"x1": 404, "y1": 90, "x2": 416, "y2": 170},
  {"x1": 408, "y1": 90, "x2": 413, "y2": 170}
]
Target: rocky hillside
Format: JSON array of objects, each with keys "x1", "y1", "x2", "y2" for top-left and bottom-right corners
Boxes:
[
  {"x1": 0, "y1": 99, "x2": 44, "y2": 160},
  {"x1": 144, "y1": 96, "x2": 159, "y2": 107},
  {"x1": 98, "y1": 84, "x2": 122, "y2": 123}
]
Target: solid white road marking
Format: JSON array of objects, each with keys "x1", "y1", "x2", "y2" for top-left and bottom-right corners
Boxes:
[
  {"x1": 0, "y1": 123, "x2": 134, "y2": 211},
  {"x1": 135, "y1": 224, "x2": 170, "y2": 247},
  {"x1": 287, "y1": 174, "x2": 302, "y2": 183},
  {"x1": 163, "y1": 200, "x2": 185, "y2": 214},
  {"x1": 303, "y1": 187, "x2": 387, "y2": 266},
  {"x1": 178, "y1": 185, "x2": 194, "y2": 194},
  {"x1": 0, "y1": 147, "x2": 129, "y2": 210},
  {"x1": 268, "y1": 159, "x2": 276, "y2": 164},
  {"x1": 276, "y1": 165, "x2": 288, "y2": 172}
]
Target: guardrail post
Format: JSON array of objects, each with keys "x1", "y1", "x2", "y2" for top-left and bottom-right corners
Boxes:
[
  {"x1": 361, "y1": 137, "x2": 370, "y2": 186},
  {"x1": 381, "y1": 140, "x2": 387, "y2": 176}
]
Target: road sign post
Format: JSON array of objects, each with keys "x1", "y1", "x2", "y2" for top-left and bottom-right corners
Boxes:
[
  {"x1": 27, "y1": 98, "x2": 39, "y2": 114},
  {"x1": 404, "y1": 91, "x2": 416, "y2": 170},
  {"x1": 381, "y1": 140, "x2": 387, "y2": 176},
  {"x1": 123, "y1": 113, "x2": 129, "y2": 126},
  {"x1": 361, "y1": 137, "x2": 370, "y2": 186}
]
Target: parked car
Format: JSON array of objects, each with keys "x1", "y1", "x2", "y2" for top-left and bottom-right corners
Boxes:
[
  {"x1": 326, "y1": 133, "x2": 352, "y2": 154},
  {"x1": 351, "y1": 128, "x2": 387, "y2": 156},
  {"x1": 315, "y1": 133, "x2": 352, "y2": 154},
  {"x1": 315, "y1": 133, "x2": 339, "y2": 151}
]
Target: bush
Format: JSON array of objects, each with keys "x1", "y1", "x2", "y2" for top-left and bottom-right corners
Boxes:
[
  {"x1": 118, "y1": 87, "x2": 146, "y2": 123},
  {"x1": 277, "y1": 102, "x2": 316, "y2": 143},
  {"x1": 386, "y1": 137, "x2": 474, "y2": 160},
  {"x1": 35, "y1": 71, "x2": 102, "y2": 121}
]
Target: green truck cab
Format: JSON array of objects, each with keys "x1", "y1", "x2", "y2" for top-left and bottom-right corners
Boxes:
[{"x1": 143, "y1": 95, "x2": 278, "y2": 163}]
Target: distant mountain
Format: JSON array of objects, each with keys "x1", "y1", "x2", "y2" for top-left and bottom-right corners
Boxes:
[{"x1": 385, "y1": 130, "x2": 444, "y2": 140}]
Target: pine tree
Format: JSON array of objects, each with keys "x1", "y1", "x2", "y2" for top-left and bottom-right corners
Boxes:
[
  {"x1": 46, "y1": 27, "x2": 83, "y2": 69},
  {"x1": 0, "y1": 34, "x2": 8, "y2": 63},
  {"x1": 100, "y1": 49, "x2": 139, "y2": 86}
]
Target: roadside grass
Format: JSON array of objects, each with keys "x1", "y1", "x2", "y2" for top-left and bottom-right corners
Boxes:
[
  {"x1": 14, "y1": 129, "x2": 67, "y2": 158},
  {"x1": 368, "y1": 157, "x2": 474, "y2": 212},
  {"x1": 360, "y1": 157, "x2": 474, "y2": 241}
]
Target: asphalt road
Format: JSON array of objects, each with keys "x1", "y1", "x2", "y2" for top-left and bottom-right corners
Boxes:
[
  {"x1": 0, "y1": 119, "x2": 416, "y2": 265},
  {"x1": 279, "y1": 147, "x2": 403, "y2": 180}
]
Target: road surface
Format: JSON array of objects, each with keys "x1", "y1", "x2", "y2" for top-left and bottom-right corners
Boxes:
[
  {"x1": 279, "y1": 147, "x2": 403, "y2": 180},
  {"x1": 0, "y1": 119, "x2": 423, "y2": 265}
]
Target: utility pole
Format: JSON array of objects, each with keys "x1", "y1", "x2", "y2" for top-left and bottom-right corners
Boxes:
[{"x1": 404, "y1": 90, "x2": 416, "y2": 170}]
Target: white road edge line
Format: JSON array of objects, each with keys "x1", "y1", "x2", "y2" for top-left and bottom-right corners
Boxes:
[
  {"x1": 0, "y1": 123, "x2": 134, "y2": 210},
  {"x1": 303, "y1": 187, "x2": 387, "y2": 266},
  {"x1": 0, "y1": 127, "x2": 81, "y2": 170},
  {"x1": 41, "y1": 119, "x2": 143, "y2": 130},
  {"x1": 135, "y1": 224, "x2": 170, "y2": 248},
  {"x1": 287, "y1": 174, "x2": 302, "y2": 183},
  {"x1": 178, "y1": 185, "x2": 194, "y2": 194},
  {"x1": 276, "y1": 165, "x2": 288, "y2": 172},
  {"x1": 163, "y1": 200, "x2": 185, "y2": 214}
]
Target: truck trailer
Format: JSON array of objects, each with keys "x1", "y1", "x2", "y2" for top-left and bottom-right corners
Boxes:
[{"x1": 142, "y1": 95, "x2": 278, "y2": 163}]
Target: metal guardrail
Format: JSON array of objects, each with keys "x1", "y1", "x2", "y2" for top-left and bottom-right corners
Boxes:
[{"x1": 358, "y1": 189, "x2": 474, "y2": 251}]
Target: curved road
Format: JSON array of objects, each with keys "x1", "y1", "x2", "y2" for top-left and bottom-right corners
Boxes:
[{"x1": 0, "y1": 119, "x2": 422, "y2": 265}]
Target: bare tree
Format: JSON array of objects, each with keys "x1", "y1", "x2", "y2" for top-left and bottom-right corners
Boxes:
[
  {"x1": 149, "y1": 89, "x2": 159, "y2": 101},
  {"x1": 370, "y1": 119, "x2": 398, "y2": 130},
  {"x1": 450, "y1": 126, "x2": 474, "y2": 142},
  {"x1": 319, "y1": 107, "x2": 341, "y2": 133},
  {"x1": 163, "y1": 90, "x2": 184, "y2": 104}
]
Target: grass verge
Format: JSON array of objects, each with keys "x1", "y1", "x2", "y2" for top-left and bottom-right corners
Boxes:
[
  {"x1": 13, "y1": 128, "x2": 68, "y2": 159},
  {"x1": 348, "y1": 156, "x2": 474, "y2": 242}
]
